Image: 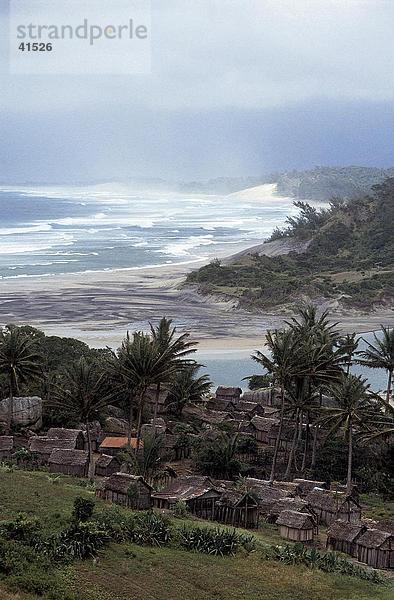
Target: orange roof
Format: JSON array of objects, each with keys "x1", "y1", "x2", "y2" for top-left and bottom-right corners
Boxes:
[{"x1": 99, "y1": 437, "x2": 143, "y2": 449}]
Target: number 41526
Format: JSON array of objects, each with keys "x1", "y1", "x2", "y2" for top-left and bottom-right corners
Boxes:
[{"x1": 19, "y1": 42, "x2": 53, "y2": 51}]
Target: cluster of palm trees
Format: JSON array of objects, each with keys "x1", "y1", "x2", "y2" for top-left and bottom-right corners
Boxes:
[
  {"x1": 0, "y1": 319, "x2": 211, "y2": 479},
  {"x1": 0, "y1": 311, "x2": 392, "y2": 489},
  {"x1": 251, "y1": 307, "x2": 394, "y2": 491}
]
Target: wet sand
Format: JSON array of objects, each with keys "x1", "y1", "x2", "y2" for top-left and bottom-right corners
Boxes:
[{"x1": 0, "y1": 261, "x2": 392, "y2": 350}]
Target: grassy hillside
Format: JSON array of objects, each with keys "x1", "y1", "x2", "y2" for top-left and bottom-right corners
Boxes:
[
  {"x1": 0, "y1": 470, "x2": 392, "y2": 600},
  {"x1": 186, "y1": 179, "x2": 394, "y2": 311}
]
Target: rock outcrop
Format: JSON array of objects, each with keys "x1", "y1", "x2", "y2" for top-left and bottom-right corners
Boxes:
[{"x1": 0, "y1": 396, "x2": 42, "y2": 431}]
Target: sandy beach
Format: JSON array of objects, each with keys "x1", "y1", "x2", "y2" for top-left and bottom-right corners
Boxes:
[{"x1": 0, "y1": 259, "x2": 392, "y2": 350}]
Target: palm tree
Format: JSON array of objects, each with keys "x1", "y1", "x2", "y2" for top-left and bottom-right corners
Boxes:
[
  {"x1": 165, "y1": 364, "x2": 211, "y2": 416},
  {"x1": 150, "y1": 318, "x2": 197, "y2": 429},
  {"x1": 117, "y1": 331, "x2": 175, "y2": 449},
  {"x1": 318, "y1": 374, "x2": 375, "y2": 493},
  {"x1": 48, "y1": 358, "x2": 110, "y2": 479},
  {"x1": 251, "y1": 328, "x2": 296, "y2": 481},
  {"x1": 0, "y1": 327, "x2": 43, "y2": 434},
  {"x1": 337, "y1": 333, "x2": 359, "y2": 374},
  {"x1": 119, "y1": 433, "x2": 164, "y2": 482},
  {"x1": 358, "y1": 326, "x2": 394, "y2": 406}
]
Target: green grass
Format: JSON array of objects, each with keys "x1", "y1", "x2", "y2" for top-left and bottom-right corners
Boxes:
[{"x1": 0, "y1": 469, "x2": 392, "y2": 600}]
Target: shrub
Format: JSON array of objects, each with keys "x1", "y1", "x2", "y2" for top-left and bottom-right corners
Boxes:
[
  {"x1": 0, "y1": 513, "x2": 42, "y2": 544},
  {"x1": 272, "y1": 544, "x2": 385, "y2": 583},
  {"x1": 130, "y1": 512, "x2": 171, "y2": 547},
  {"x1": 172, "y1": 501, "x2": 189, "y2": 518},
  {"x1": 179, "y1": 525, "x2": 255, "y2": 556},
  {"x1": 39, "y1": 522, "x2": 110, "y2": 561},
  {"x1": 72, "y1": 496, "x2": 95, "y2": 522}
]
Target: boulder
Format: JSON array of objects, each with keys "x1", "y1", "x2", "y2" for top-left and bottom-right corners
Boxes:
[
  {"x1": 104, "y1": 416, "x2": 128, "y2": 434},
  {"x1": 106, "y1": 405, "x2": 125, "y2": 419},
  {"x1": 0, "y1": 397, "x2": 42, "y2": 431}
]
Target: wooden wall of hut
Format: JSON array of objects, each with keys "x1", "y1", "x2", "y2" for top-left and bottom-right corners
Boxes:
[{"x1": 279, "y1": 526, "x2": 314, "y2": 542}]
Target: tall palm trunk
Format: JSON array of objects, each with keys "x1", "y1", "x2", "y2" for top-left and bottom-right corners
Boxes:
[
  {"x1": 311, "y1": 423, "x2": 319, "y2": 469},
  {"x1": 301, "y1": 410, "x2": 310, "y2": 473},
  {"x1": 136, "y1": 389, "x2": 146, "y2": 451},
  {"x1": 270, "y1": 383, "x2": 285, "y2": 482},
  {"x1": 152, "y1": 382, "x2": 161, "y2": 433},
  {"x1": 284, "y1": 408, "x2": 299, "y2": 480},
  {"x1": 127, "y1": 391, "x2": 134, "y2": 445},
  {"x1": 346, "y1": 417, "x2": 353, "y2": 494},
  {"x1": 6, "y1": 370, "x2": 17, "y2": 435},
  {"x1": 386, "y1": 369, "x2": 392, "y2": 410},
  {"x1": 86, "y1": 420, "x2": 94, "y2": 481}
]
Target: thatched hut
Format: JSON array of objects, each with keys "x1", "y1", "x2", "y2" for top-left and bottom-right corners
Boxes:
[
  {"x1": 268, "y1": 496, "x2": 315, "y2": 523},
  {"x1": 245, "y1": 478, "x2": 290, "y2": 514},
  {"x1": 47, "y1": 428, "x2": 85, "y2": 449},
  {"x1": 234, "y1": 401, "x2": 265, "y2": 417},
  {"x1": 29, "y1": 437, "x2": 77, "y2": 463},
  {"x1": 215, "y1": 386, "x2": 242, "y2": 403},
  {"x1": 152, "y1": 475, "x2": 222, "y2": 518},
  {"x1": 293, "y1": 479, "x2": 327, "y2": 498},
  {"x1": 99, "y1": 436, "x2": 142, "y2": 456},
  {"x1": 96, "y1": 473, "x2": 152, "y2": 509},
  {"x1": 305, "y1": 488, "x2": 361, "y2": 525},
  {"x1": 326, "y1": 520, "x2": 367, "y2": 557},
  {"x1": 206, "y1": 399, "x2": 237, "y2": 412},
  {"x1": 0, "y1": 436, "x2": 14, "y2": 459},
  {"x1": 214, "y1": 490, "x2": 259, "y2": 529},
  {"x1": 95, "y1": 454, "x2": 122, "y2": 477},
  {"x1": 249, "y1": 416, "x2": 279, "y2": 443},
  {"x1": 242, "y1": 388, "x2": 281, "y2": 407},
  {"x1": 276, "y1": 510, "x2": 316, "y2": 543},
  {"x1": 48, "y1": 449, "x2": 89, "y2": 477},
  {"x1": 356, "y1": 529, "x2": 394, "y2": 570}
]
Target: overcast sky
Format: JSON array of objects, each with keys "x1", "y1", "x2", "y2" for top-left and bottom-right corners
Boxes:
[{"x1": 1, "y1": 0, "x2": 394, "y2": 182}]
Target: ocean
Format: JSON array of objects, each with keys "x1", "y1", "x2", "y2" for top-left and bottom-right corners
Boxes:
[
  {"x1": 0, "y1": 183, "x2": 297, "y2": 279},
  {"x1": 198, "y1": 332, "x2": 388, "y2": 392}
]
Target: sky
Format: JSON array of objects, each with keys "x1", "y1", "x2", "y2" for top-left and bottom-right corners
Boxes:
[{"x1": 0, "y1": 0, "x2": 394, "y2": 182}]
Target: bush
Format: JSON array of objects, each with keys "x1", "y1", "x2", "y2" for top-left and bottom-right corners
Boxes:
[
  {"x1": 172, "y1": 501, "x2": 189, "y2": 518},
  {"x1": 72, "y1": 496, "x2": 95, "y2": 522},
  {"x1": 0, "y1": 513, "x2": 42, "y2": 544},
  {"x1": 39, "y1": 521, "x2": 110, "y2": 561},
  {"x1": 272, "y1": 544, "x2": 384, "y2": 584},
  {"x1": 129, "y1": 512, "x2": 171, "y2": 547},
  {"x1": 179, "y1": 525, "x2": 255, "y2": 556}
]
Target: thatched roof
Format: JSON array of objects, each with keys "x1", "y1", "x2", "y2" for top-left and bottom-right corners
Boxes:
[
  {"x1": 104, "y1": 473, "x2": 152, "y2": 494},
  {"x1": 250, "y1": 416, "x2": 279, "y2": 432},
  {"x1": 215, "y1": 386, "x2": 242, "y2": 399},
  {"x1": 207, "y1": 399, "x2": 236, "y2": 412},
  {"x1": 217, "y1": 489, "x2": 258, "y2": 508},
  {"x1": 152, "y1": 475, "x2": 222, "y2": 502},
  {"x1": 293, "y1": 479, "x2": 327, "y2": 495},
  {"x1": 29, "y1": 437, "x2": 76, "y2": 454},
  {"x1": 270, "y1": 496, "x2": 309, "y2": 517},
  {"x1": 375, "y1": 518, "x2": 394, "y2": 534},
  {"x1": 96, "y1": 454, "x2": 121, "y2": 468},
  {"x1": 357, "y1": 529, "x2": 393, "y2": 549},
  {"x1": 277, "y1": 510, "x2": 315, "y2": 530},
  {"x1": 272, "y1": 481, "x2": 299, "y2": 494},
  {"x1": 327, "y1": 520, "x2": 366, "y2": 542},
  {"x1": 245, "y1": 478, "x2": 290, "y2": 509},
  {"x1": 234, "y1": 401, "x2": 262, "y2": 414},
  {"x1": 306, "y1": 488, "x2": 360, "y2": 512},
  {"x1": 48, "y1": 448, "x2": 88, "y2": 467},
  {"x1": 201, "y1": 410, "x2": 232, "y2": 425},
  {"x1": 0, "y1": 436, "x2": 13, "y2": 451},
  {"x1": 47, "y1": 428, "x2": 84, "y2": 442}
]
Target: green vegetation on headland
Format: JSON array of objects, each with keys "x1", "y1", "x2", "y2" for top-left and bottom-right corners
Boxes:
[{"x1": 186, "y1": 178, "x2": 394, "y2": 310}]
